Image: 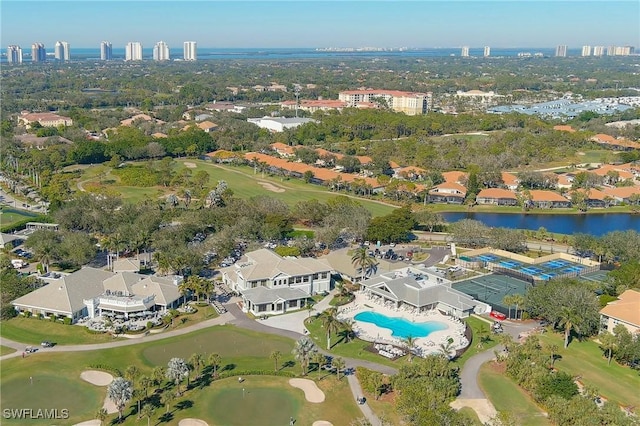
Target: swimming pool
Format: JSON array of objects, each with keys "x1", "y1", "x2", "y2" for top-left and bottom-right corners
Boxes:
[{"x1": 354, "y1": 311, "x2": 448, "y2": 338}]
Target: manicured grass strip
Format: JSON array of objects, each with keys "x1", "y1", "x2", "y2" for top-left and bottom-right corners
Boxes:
[
  {"x1": 0, "y1": 317, "x2": 121, "y2": 345},
  {"x1": 538, "y1": 332, "x2": 640, "y2": 408},
  {"x1": 458, "y1": 406, "x2": 483, "y2": 425},
  {"x1": 454, "y1": 316, "x2": 498, "y2": 367},
  {"x1": 0, "y1": 345, "x2": 17, "y2": 356},
  {"x1": 478, "y1": 362, "x2": 551, "y2": 426}
]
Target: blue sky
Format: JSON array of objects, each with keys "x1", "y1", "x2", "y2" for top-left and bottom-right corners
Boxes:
[{"x1": 2, "y1": 1, "x2": 638, "y2": 49}]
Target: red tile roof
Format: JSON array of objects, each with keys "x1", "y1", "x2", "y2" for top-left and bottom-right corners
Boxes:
[
  {"x1": 476, "y1": 188, "x2": 518, "y2": 199},
  {"x1": 529, "y1": 190, "x2": 569, "y2": 202}
]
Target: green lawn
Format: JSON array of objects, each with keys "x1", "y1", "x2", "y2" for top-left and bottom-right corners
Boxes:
[
  {"x1": 0, "y1": 206, "x2": 39, "y2": 228},
  {"x1": 478, "y1": 363, "x2": 551, "y2": 426},
  {"x1": 0, "y1": 345, "x2": 17, "y2": 356},
  {"x1": 454, "y1": 316, "x2": 498, "y2": 367},
  {"x1": 0, "y1": 317, "x2": 121, "y2": 345},
  {"x1": 538, "y1": 332, "x2": 640, "y2": 408},
  {"x1": 1, "y1": 325, "x2": 361, "y2": 425}
]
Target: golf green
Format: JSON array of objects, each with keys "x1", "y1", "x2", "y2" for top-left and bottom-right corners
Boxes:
[{"x1": 201, "y1": 378, "x2": 304, "y2": 426}]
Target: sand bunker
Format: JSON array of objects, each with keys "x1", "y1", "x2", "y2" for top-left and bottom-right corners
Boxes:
[
  {"x1": 258, "y1": 182, "x2": 285, "y2": 193},
  {"x1": 312, "y1": 421, "x2": 334, "y2": 426},
  {"x1": 80, "y1": 370, "x2": 114, "y2": 386},
  {"x1": 289, "y1": 378, "x2": 325, "y2": 403},
  {"x1": 183, "y1": 162, "x2": 197, "y2": 169},
  {"x1": 178, "y1": 419, "x2": 209, "y2": 426}
]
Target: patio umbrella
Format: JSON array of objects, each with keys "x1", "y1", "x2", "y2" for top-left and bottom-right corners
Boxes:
[{"x1": 115, "y1": 315, "x2": 125, "y2": 319}]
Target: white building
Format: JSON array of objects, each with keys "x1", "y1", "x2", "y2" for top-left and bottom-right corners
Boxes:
[
  {"x1": 31, "y1": 42, "x2": 46, "y2": 62},
  {"x1": 125, "y1": 42, "x2": 143, "y2": 61},
  {"x1": 100, "y1": 41, "x2": 113, "y2": 60},
  {"x1": 153, "y1": 41, "x2": 170, "y2": 61},
  {"x1": 54, "y1": 41, "x2": 70, "y2": 61},
  {"x1": 461, "y1": 46, "x2": 470, "y2": 57},
  {"x1": 593, "y1": 46, "x2": 605, "y2": 56},
  {"x1": 247, "y1": 116, "x2": 316, "y2": 132},
  {"x1": 338, "y1": 89, "x2": 431, "y2": 115},
  {"x1": 582, "y1": 45, "x2": 592, "y2": 56},
  {"x1": 483, "y1": 46, "x2": 490, "y2": 57},
  {"x1": 7, "y1": 45, "x2": 22, "y2": 64},
  {"x1": 221, "y1": 249, "x2": 333, "y2": 316},
  {"x1": 183, "y1": 41, "x2": 197, "y2": 61},
  {"x1": 555, "y1": 45, "x2": 568, "y2": 57}
]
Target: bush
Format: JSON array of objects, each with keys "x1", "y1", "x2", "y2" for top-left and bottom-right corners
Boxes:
[
  {"x1": 535, "y1": 371, "x2": 578, "y2": 401},
  {"x1": 87, "y1": 364, "x2": 123, "y2": 377},
  {"x1": 216, "y1": 370, "x2": 296, "y2": 380},
  {"x1": 63, "y1": 317, "x2": 72, "y2": 325}
]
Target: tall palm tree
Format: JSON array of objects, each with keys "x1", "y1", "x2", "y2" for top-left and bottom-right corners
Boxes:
[
  {"x1": 189, "y1": 353, "x2": 204, "y2": 378},
  {"x1": 125, "y1": 365, "x2": 140, "y2": 385},
  {"x1": 558, "y1": 306, "x2": 581, "y2": 348},
  {"x1": 151, "y1": 366, "x2": 165, "y2": 387},
  {"x1": 312, "y1": 351, "x2": 326, "y2": 372},
  {"x1": 139, "y1": 376, "x2": 152, "y2": 398},
  {"x1": 107, "y1": 377, "x2": 133, "y2": 421},
  {"x1": 402, "y1": 335, "x2": 417, "y2": 362},
  {"x1": 165, "y1": 357, "x2": 189, "y2": 395},
  {"x1": 502, "y1": 295, "x2": 515, "y2": 320},
  {"x1": 547, "y1": 343, "x2": 559, "y2": 367},
  {"x1": 208, "y1": 353, "x2": 221, "y2": 378},
  {"x1": 333, "y1": 357, "x2": 346, "y2": 380},
  {"x1": 270, "y1": 350, "x2": 282, "y2": 372},
  {"x1": 339, "y1": 319, "x2": 356, "y2": 343},
  {"x1": 599, "y1": 333, "x2": 618, "y2": 365},
  {"x1": 139, "y1": 404, "x2": 154, "y2": 426},
  {"x1": 511, "y1": 294, "x2": 525, "y2": 320},
  {"x1": 160, "y1": 391, "x2": 175, "y2": 414},
  {"x1": 292, "y1": 336, "x2": 317, "y2": 376},
  {"x1": 438, "y1": 341, "x2": 455, "y2": 360},
  {"x1": 351, "y1": 246, "x2": 376, "y2": 281},
  {"x1": 319, "y1": 307, "x2": 341, "y2": 350}
]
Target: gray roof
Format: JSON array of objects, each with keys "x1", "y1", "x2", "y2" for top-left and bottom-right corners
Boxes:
[
  {"x1": 230, "y1": 249, "x2": 330, "y2": 282},
  {"x1": 242, "y1": 286, "x2": 308, "y2": 305},
  {"x1": 0, "y1": 233, "x2": 21, "y2": 247},
  {"x1": 131, "y1": 275, "x2": 181, "y2": 306}
]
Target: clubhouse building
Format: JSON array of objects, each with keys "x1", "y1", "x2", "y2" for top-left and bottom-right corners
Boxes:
[
  {"x1": 221, "y1": 249, "x2": 332, "y2": 316},
  {"x1": 12, "y1": 267, "x2": 185, "y2": 323}
]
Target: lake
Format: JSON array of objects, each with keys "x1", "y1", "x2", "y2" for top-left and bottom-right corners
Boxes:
[{"x1": 441, "y1": 212, "x2": 640, "y2": 236}]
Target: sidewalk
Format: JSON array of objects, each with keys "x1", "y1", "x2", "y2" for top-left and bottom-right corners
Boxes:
[{"x1": 347, "y1": 373, "x2": 382, "y2": 426}]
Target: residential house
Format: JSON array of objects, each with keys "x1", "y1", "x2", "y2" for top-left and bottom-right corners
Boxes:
[
  {"x1": 601, "y1": 186, "x2": 640, "y2": 205},
  {"x1": 553, "y1": 125, "x2": 576, "y2": 133},
  {"x1": 599, "y1": 289, "x2": 640, "y2": 334},
  {"x1": 120, "y1": 114, "x2": 165, "y2": 127},
  {"x1": 556, "y1": 173, "x2": 574, "y2": 190},
  {"x1": 220, "y1": 249, "x2": 332, "y2": 316},
  {"x1": 570, "y1": 188, "x2": 610, "y2": 208},
  {"x1": 428, "y1": 182, "x2": 467, "y2": 204},
  {"x1": 442, "y1": 171, "x2": 468, "y2": 184},
  {"x1": 475, "y1": 188, "x2": 518, "y2": 206},
  {"x1": 527, "y1": 190, "x2": 571, "y2": 209},
  {"x1": 591, "y1": 134, "x2": 640, "y2": 151},
  {"x1": 270, "y1": 142, "x2": 297, "y2": 157},
  {"x1": 18, "y1": 111, "x2": 73, "y2": 128},
  {"x1": 501, "y1": 172, "x2": 519, "y2": 190},
  {"x1": 395, "y1": 166, "x2": 427, "y2": 181},
  {"x1": 196, "y1": 121, "x2": 218, "y2": 133}
]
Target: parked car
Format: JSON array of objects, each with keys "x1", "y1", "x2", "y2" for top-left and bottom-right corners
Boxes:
[{"x1": 41, "y1": 341, "x2": 53, "y2": 348}]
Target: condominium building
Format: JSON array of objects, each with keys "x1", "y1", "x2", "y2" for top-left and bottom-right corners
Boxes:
[
  {"x1": 607, "y1": 45, "x2": 616, "y2": 56},
  {"x1": 7, "y1": 45, "x2": 23, "y2": 64},
  {"x1": 338, "y1": 89, "x2": 431, "y2": 115},
  {"x1": 153, "y1": 41, "x2": 170, "y2": 61},
  {"x1": 555, "y1": 45, "x2": 567, "y2": 57},
  {"x1": 614, "y1": 46, "x2": 634, "y2": 56},
  {"x1": 31, "y1": 42, "x2": 46, "y2": 62},
  {"x1": 461, "y1": 46, "x2": 470, "y2": 57},
  {"x1": 593, "y1": 46, "x2": 605, "y2": 56},
  {"x1": 54, "y1": 41, "x2": 70, "y2": 61},
  {"x1": 581, "y1": 45, "x2": 592, "y2": 56},
  {"x1": 183, "y1": 41, "x2": 197, "y2": 61},
  {"x1": 125, "y1": 42, "x2": 143, "y2": 61},
  {"x1": 100, "y1": 41, "x2": 113, "y2": 60},
  {"x1": 483, "y1": 46, "x2": 490, "y2": 57}
]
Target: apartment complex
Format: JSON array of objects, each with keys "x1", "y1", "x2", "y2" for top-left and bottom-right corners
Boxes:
[
  {"x1": 483, "y1": 46, "x2": 491, "y2": 57},
  {"x1": 125, "y1": 42, "x2": 143, "y2": 61},
  {"x1": 461, "y1": 46, "x2": 470, "y2": 57},
  {"x1": 183, "y1": 41, "x2": 197, "y2": 61},
  {"x1": 54, "y1": 41, "x2": 70, "y2": 61},
  {"x1": 7, "y1": 45, "x2": 22, "y2": 64},
  {"x1": 555, "y1": 45, "x2": 567, "y2": 57},
  {"x1": 100, "y1": 41, "x2": 113, "y2": 60},
  {"x1": 593, "y1": 46, "x2": 605, "y2": 56},
  {"x1": 338, "y1": 89, "x2": 431, "y2": 115},
  {"x1": 18, "y1": 111, "x2": 74, "y2": 128},
  {"x1": 581, "y1": 45, "x2": 592, "y2": 56},
  {"x1": 31, "y1": 42, "x2": 46, "y2": 62},
  {"x1": 153, "y1": 41, "x2": 170, "y2": 61},
  {"x1": 607, "y1": 45, "x2": 635, "y2": 56}
]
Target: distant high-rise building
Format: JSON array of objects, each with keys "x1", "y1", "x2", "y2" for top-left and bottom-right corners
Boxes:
[
  {"x1": 581, "y1": 45, "x2": 592, "y2": 56},
  {"x1": 183, "y1": 41, "x2": 197, "y2": 61},
  {"x1": 615, "y1": 46, "x2": 634, "y2": 56},
  {"x1": 483, "y1": 46, "x2": 490, "y2": 57},
  {"x1": 606, "y1": 45, "x2": 616, "y2": 56},
  {"x1": 461, "y1": 46, "x2": 470, "y2": 57},
  {"x1": 31, "y1": 42, "x2": 46, "y2": 62},
  {"x1": 153, "y1": 41, "x2": 170, "y2": 61},
  {"x1": 54, "y1": 41, "x2": 70, "y2": 61},
  {"x1": 100, "y1": 41, "x2": 113, "y2": 60},
  {"x1": 7, "y1": 45, "x2": 23, "y2": 64},
  {"x1": 125, "y1": 42, "x2": 143, "y2": 61},
  {"x1": 593, "y1": 46, "x2": 605, "y2": 56},
  {"x1": 555, "y1": 45, "x2": 567, "y2": 57}
]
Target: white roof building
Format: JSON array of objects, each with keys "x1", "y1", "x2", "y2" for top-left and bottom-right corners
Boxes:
[{"x1": 247, "y1": 117, "x2": 316, "y2": 132}]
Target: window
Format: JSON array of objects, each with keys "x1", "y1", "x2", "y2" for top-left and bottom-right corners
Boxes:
[
  {"x1": 321, "y1": 272, "x2": 328, "y2": 279},
  {"x1": 313, "y1": 273, "x2": 319, "y2": 280},
  {"x1": 289, "y1": 300, "x2": 298, "y2": 307},
  {"x1": 288, "y1": 277, "x2": 294, "y2": 284},
  {"x1": 295, "y1": 277, "x2": 302, "y2": 283},
  {"x1": 303, "y1": 276, "x2": 309, "y2": 282},
  {"x1": 258, "y1": 305, "x2": 267, "y2": 312}
]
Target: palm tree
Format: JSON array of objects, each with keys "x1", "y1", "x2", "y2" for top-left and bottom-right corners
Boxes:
[
  {"x1": 339, "y1": 319, "x2": 356, "y2": 343},
  {"x1": 151, "y1": 366, "x2": 165, "y2": 387},
  {"x1": 547, "y1": 343, "x2": 559, "y2": 367},
  {"x1": 208, "y1": 353, "x2": 221, "y2": 378},
  {"x1": 95, "y1": 408, "x2": 108, "y2": 426},
  {"x1": 351, "y1": 247, "x2": 376, "y2": 281},
  {"x1": 125, "y1": 365, "x2": 140, "y2": 386},
  {"x1": 132, "y1": 388, "x2": 145, "y2": 416},
  {"x1": 107, "y1": 377, "x2": 133, "y2": 421},
  {"x1": 511, "y1": 294, "x2": 525, "y2": 320},
  {"x1": 558, "y1": 306, "x2": 581, "y2": 348},
  {"x1": 402, "y1": 335, "x2": 417, "y2": 362},
  {"x1": 165, "y1": 357, "x2": 190, "y2": 395},
  {"x1": 292, "y1": 336, "x2": 317, "y2": 376},
  {"x1": 502, "y1": 295, "x2": 515, "y2": 320},
  {"x1": 189, "y1": 353, "x2": 204, "y2": 379},
  {"x1": 474, "y1": 326, "x2": 490, "y2": 349},
  {"x1": 270, "y1": 350, "x2": 282, "y2": 372},
  {"x1": 319, "y1": 307, "x2": 341, "y2": 350},
  {"x1": 333, "y1": 357, "x2": 346, "y2": 380},
  {"x1": 160, "y1": 391, "x2": 175, "y2": 414},
  {"x1": 200, "y1": 279, "x2": 215, "y2": 302},
  {"x1": 312, "y1": 351, "x2": 326, "y2": 372},
  {"x1": 138, "y1": 376, "x2": 152, "y2": 398},
  {"x1": 139, "y1": 404, "x2": 154, "y2": 426},
  {"x1": 599, "y1": 333, "x2": 618, "y2": 365},
  {"x1": 438, "y1": 341, "x2": 455, "y2": 360}
]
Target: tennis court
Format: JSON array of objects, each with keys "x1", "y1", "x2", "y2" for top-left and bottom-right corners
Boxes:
[
  {"x1": 468, "y1": 252, "x2": 589, "y2": 281},
  {"x1": 453, "y1": 274, "x2": 531, "y2": 315}
]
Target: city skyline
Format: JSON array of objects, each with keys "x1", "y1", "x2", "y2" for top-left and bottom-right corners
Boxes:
[{"x1": 1, "y1": 1, "x2": 638, "y2": 49}]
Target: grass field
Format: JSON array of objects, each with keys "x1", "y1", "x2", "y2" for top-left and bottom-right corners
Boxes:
[
  {"x1": 478, "y1": 362, "x2": 551, "y2": 426},
  {"x1": 0, "y1": 325, "x2": 358, "y2": 425},
  {"x1": 538, "y1": 332, "x2": 640, "y2": 409},
  {"x1": 454, "y1": 316, "x2": 498, "y2": 366},
  {"x1": 0, "y1": 345, "x2": 17, "y2": 356},
  {"x1": 0, "y1": 317, "x2": 121, "y2": 345},
  {"x1": 0, "y1": 206, "x2": 39, "y2": 228}
]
